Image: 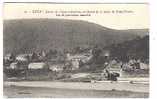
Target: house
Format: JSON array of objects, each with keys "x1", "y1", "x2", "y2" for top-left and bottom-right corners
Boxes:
[
  {"x1": 10, "y1": 61, "x2": 28, "y2": 69},
  {"x1": 4, "y1": 53, "x2": 16, "y2": 65},
  {"x1": 49, "y1": 63, "x2": 64, "y2": 72},
  {"x1": 140, "y1": 62, "x2": 149, "y2": 70},
  {"x1": 4, "y1": 54, "x2": 14, "y2": 60},
  {"x1": 65, "y1": 53, "x2": 92, "y2": 70},
  {"x1": 28, "y1": 62, "x2": 49, "y2": 70},
  {"x1": 9, "y1": 62, "x2": 18, "y2": 69},
  {"x1": 71, "y1": 58, "x2": 80, "y2": 70},
  {"x1": 16, "y1": 54, "x2": 33, "y2": 62},
  {"x1": 66, "y1": 53, "x2": 92, "y2": 63}
]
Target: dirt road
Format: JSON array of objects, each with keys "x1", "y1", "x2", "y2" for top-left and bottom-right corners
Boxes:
[
  {"x1": 4, "y1": 81, "x2": 149, "y2": 93},
  {"x1": 4, "y1": 85, "x2": 148, "y2": 98}
]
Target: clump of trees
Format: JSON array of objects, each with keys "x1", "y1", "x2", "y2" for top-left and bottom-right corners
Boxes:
[{"x1": 109, "y1": 35, "x2": 149, "y2": 63}]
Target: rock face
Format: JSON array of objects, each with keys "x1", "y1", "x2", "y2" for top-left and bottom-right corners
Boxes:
[{"x1": 3, "y1": 19, "x2": 148, "y2": 54}]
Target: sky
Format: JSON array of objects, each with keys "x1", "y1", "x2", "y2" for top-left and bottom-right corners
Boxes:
[{"x1": 3, "y1": 3, "x2": 149, "y2": 29}]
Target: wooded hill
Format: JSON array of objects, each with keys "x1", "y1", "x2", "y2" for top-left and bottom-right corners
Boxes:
[{"x1": 4, "y1": 19, "x2": 148, "y2": 54}]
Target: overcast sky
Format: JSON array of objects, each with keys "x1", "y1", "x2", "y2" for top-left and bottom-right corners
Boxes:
[{"x1": 3, "y1": 3, "x2": 149, "y2": 29}]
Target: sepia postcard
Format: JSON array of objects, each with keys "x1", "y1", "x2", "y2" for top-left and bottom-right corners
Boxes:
[{"x1": 3, "y1": 3, "x2": 149, "y2": 98}]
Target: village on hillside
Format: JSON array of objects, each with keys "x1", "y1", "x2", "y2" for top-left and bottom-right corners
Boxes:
[{"x1": 3, "y1": 35, "x2": 149, "y2": 81}]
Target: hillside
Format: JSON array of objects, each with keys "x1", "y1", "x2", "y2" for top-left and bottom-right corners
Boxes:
[
  {"x1": 3, "y1": 19, "x2": 148, "y2": 54},
  {"x1": 108, "y1": 35, "x2": 149, "y2": 62}
]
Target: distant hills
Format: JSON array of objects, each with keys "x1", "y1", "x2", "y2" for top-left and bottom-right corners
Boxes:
[{"x1": 3, "y1": 19, "x2": 149, "y2": 54}]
